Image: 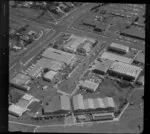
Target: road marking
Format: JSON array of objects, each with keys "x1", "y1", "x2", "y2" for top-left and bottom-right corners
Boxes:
[{"x1": 9, "y1": 63, "x2": 16, "y2": 71}]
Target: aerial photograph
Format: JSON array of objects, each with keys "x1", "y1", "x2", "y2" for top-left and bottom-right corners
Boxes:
[{"x1": 9, "y1": 1, "x2": 145, "y2": 133}]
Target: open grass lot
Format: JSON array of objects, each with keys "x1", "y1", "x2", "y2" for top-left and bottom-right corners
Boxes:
[
  {"x1": 10, "y1": 7, "x2": 55, "y2": 24},
  {"x1": 9, "y1": 123, "x2": 36, "y2": 132}
]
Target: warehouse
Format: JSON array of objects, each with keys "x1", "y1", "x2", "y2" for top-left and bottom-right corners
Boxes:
[
  {"x1": 9, "y1": 104, "x2": 27, "y2": 117},
  {"x1": 43, "y1": 95, "x2": 71, "y2": 115},
  {"x1": 43, "y1": 70, "x2": 59, "y2": 83},
  {"x1": 63, "y1": 34, "x2": 85, "y2": 53},
  {"x1": 120, "y1": 25, "x2": 145, "y2": 41},
  {"x1": 10, "y1": 73, "x2": 31, "y2": 91},
  {"x1": 133, "y1": 52, "x2": 145, "y2": 65},
  {"x1": 72, "y1": 94, "x2": 115, "y2": 115},
  {"x1": 42, "y1": 47, "x2": 76, "y2": 65},
  {"x1": 100, "y1": 51, "x2": 133, "y2": 64},
  {"x1": 92, "y1": 59, "x2": 114, "y2": 75},
  {"x1": 26, "y1": 58, "x2": 64, "y2": 78},
  {"x1": 108, "y1": 42, "x2": 129, "y2": 54},
  {"x1": 108, "y1": 61, "x2": 142, "y2": 81},
  {"x1": 79, "y1": 80, "x2": 100, "y2": 92}
]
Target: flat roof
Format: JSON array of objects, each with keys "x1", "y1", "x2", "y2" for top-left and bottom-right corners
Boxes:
[
  {"x1": 43, "y1": 70, "x2": 58, "y2": 81},
  {"x1": 100, "y1": 51, "x2": 133, "y2": 64},
  {"x1": 134, "y1": 52, "x2": 145, "y2": 64},
  {"x1": 81, "y1": 80, "x2": 99, "y2": 91},
  {"x1": 110, "y1": 43, "x2": 129, "y2": 52},
  {"x1": 16, "y1": 98, "x2": 29, "y2": 109},
  {"x1": 109, "y1": 61, "x2": 142, "y2": 78},
  {"x1": 121, "y1": 25, "x2": 145, "y2": 39},
  {"x1": 94, "y1": 59, "x2": 114, "y2": 73},
  {"x1": 22, "y1": 94, "x2": 33, "y2": 101},
  {"x1": 42, "y1": 48, "x2": 76, "y2": 65},
  {"x1": 64, "y1": 35, "x2": 85, "y2": 52},
  {"x1": 72, "y1": 94, "x2": 84, "y2": 110},
  {"x1": 9, "y1": 104, "x2": 26, "y2": 117},
  {"x1": 10, "y1": 73, "x2": 31, "y2": 86}
]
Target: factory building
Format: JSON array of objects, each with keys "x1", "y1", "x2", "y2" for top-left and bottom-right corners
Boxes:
[
  {"x1": 9, "y1": 93, "x2": 40, "y2": 117},
  {"x1": 108, "y1": 42, "x2": 129, "y2": 54},
  {"x1": 92, "y1": 59, "x2": 114, "y2": 75},
  {"x1": 79, "y1": 80, "x2": 100, "y2": 92},
  {"x1": 63, "y1": 34, "x2": 85, "y2": 53},
  {"x1": 72, "y1": 94, "x2": 115, "y2": 118},
  {"x1": 120, "y1": 25, "x2": 145, "y2": 41},
  {"x1": 43, "y1": 95, "x2": 71, "y2": 115},
  {"x1": 100, "y1": 51, "x2": 133, "y2": 64},
  {"x1": 24, "y1": 58, "x2": 64, "y2": 78},
  {"x1": 43, "y1": 70, "x2": 59, "y2": 83},
  {"x1": 42, "y1": 47, "x2": 76, "y2": 66},
  {"x1": 10, "y1": 73, "x2": 31, "y2": 92},
  {"x1": 108, "y1": 61, "x2": 142, "y2": 81}
]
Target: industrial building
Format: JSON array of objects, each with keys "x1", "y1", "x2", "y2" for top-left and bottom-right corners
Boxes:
[
  {"x1": 120, "y1": 25, "x2": 145, "y2": 41},
  {"x1": 108, "y1": 61, "x2": 142, "y2": 81},
  {"x1": 100, "y1": 51, "x2": 133, "y2": 64},
  {"x1": 136, "y1": 75, "x2": 144, "y2": 85},
  {"x1": 9, "y1": 93, "x2": 40, "y2": 117},
  {"x1": 10, "y1": 73, "x2": 31, "y2": 91},
  {"x1": 42, "y1": 47, "x2": 76, "y2": 66},
  {"x1": 79, "y1": 80, "x2": 100, "y2": 92},
  {"x1": 108, "y1": 42, "x2": 129, "y2": 54},
  {"x1": 25, "y1": 58, "x2": 64, "y2": 78},
  {"x1": 43, "y1": 95, "x2": 71, "y2": 115},
  {"x1": 92, "y1": 59, "x2": 114, "y2": 75},
  {"x1": 63, "y1": 34, "x2": 85, "y2": 53},
  {"x1": 43, "y1": 70, "x2": 59, "y2": 83},
  {"x1": 72, "y1": 94, "x2": 115, "y2": 116},
  {"x1": 133, "y1": 52, "x2": 145, "y2": 65}
]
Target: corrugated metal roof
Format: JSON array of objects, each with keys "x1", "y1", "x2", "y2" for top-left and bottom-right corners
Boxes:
[
  {"x1": 109, "y1": 61, "x2": 142, "y2": 78},
  {"x1": 84, "y1": 98, "x2": 95, "y2": 109},
  {"x1": 42, "y1": 47, "x2": 76, "y2": 65},
  {"x1": 73, "y1": 94, "x2": 84, "y2": 110},
  {"x1": 100, "y1": 51, "x2": 133, "y2": 64},
  {"x1": 97, "y1": 98, "x2": 106, "y2": 108},
  {"x1": 110, "y1": 43, "x2": 129, "y2": 52},
  {"x1": 103, "y1": 97, "x2": 115, "y2": 108}
]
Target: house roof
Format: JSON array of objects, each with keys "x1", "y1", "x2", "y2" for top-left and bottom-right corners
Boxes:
[
  {"x1": 134, "y1": 52, "x2": 145, "y2": 64},
  {"x1": 110, "y1": 42, "x2": 129, "y2": 52},
  {"x1": 43, "y1": 70, "x2": 58, "y2": 81}
]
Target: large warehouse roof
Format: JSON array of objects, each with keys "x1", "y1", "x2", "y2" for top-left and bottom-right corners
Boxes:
[
  {"x1": 109, "y1": 61, "x2": 142, "y2": 78},
  {"x1": 93, "y1": 59, "x2": 114, "y2": 73},
  {"x1": 84, "y1": 98, "x2": 95, "y2": 109},
  {"x1": 93, "y1": 98, "x2": 106, "y2": 109},
  {"x1": 42, "y1": 47, "x2": 76, "y2": 65},
  {"x1": 110, "y1": 43, "x2": 129, "y2": 53},
  {"x1": 103, "y1": 97, "x2": 115, "y2": 108},
  {"x1": 44, "y1": 95, "x2": 71, "y2": 113},
  {"x1": 10, "y1": 73, "x2": 31, "y2": 86},
  {"x1": 72, "y1": 94, "x2": 85, "y2": 110},
  {"x1": 100, "y1": 51, "x2": 133, "y2": 64}
]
